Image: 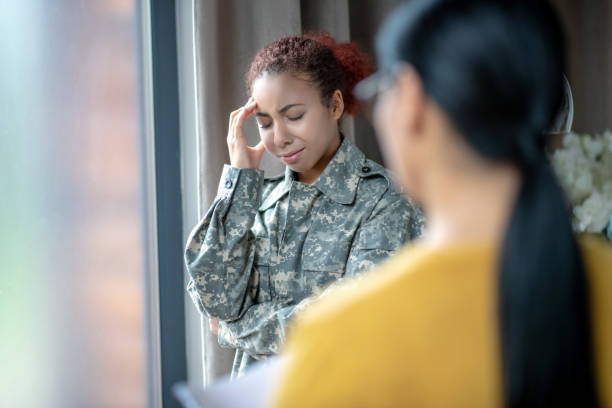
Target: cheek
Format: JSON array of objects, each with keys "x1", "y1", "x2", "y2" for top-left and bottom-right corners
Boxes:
[
  {"x1": 374, "y1": 99, "x2": 419, "y2": 194},
  {"x1": 289, "y1": 119, "x2": 311, "y2": 136},
  {"x1": 374, "y1": 99, "x2": 402, "y2": 165},
  {"x1": 291, "y1": 114, "x2": 326, "y2": 146},
  {"x1": 259, "y1": 130, "x2": 275, "y2": 151}
]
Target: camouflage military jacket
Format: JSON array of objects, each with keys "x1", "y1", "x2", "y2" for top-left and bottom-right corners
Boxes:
[{"x1": 185, "y1": 137, "x2": 423, "y2": 378}]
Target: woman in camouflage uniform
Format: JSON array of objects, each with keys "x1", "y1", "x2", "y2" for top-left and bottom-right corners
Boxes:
[{"x1": 184, "y1": 33, "x2": 423, "y2": 378}]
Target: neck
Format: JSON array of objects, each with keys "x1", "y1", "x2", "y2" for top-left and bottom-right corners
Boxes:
[
  {"x1": 421, "y1": 158, "x2": 521, "y2": 247},
  {"x1": 297, "y1": 131, "x2": 341, "y2": 184}
]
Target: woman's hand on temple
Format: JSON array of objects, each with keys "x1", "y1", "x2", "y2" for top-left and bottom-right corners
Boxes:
[{"x1": 227, "y1": 97, "x2": 266, "y2": 169}]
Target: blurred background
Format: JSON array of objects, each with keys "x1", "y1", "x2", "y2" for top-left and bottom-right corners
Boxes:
[{"x1": 0, "y1": 1, "x2": 145, "y2": 406}]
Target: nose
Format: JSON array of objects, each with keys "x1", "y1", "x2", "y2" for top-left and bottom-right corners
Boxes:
[{"x1": 273, "y1": 122, "x2": 292, "y2": 148}]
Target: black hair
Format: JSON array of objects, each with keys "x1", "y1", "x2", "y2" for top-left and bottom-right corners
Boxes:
[{"x1": 377, "y1": 1, "x2": 598, "y2": 406}]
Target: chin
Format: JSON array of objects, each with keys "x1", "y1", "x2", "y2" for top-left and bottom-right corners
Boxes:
[
  {"x1": 281, "y1": 151, "x2": 306, "y2": 168},
  {"x1": 286, "y1": 162, "x2": 306, "y2": 173}
]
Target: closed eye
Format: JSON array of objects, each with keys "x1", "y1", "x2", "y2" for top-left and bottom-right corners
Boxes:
[
  {"x1": 288, "y1": 113, "x2": 304, "y2": 121},
  {"x1": 256, "y1": 112, "x2": 303, "y2": 129},
  {"x1": 256, "y1": 117, "x2": 272, "y2": 129}
]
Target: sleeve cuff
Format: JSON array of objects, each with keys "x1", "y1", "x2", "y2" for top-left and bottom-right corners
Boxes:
[
  {"x1": 217, "y1": 321, "x2": 237, "y2": 348},
  {"x1": 216, "y1": 165, "x2": 264, "y2": 202}
]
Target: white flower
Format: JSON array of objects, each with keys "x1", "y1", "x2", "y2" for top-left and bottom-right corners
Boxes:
[
  {"x1": 550, "y1": 143, "x2": 593, "y2": 204},
  {"x1": 603, "y1": 130, "x2": 612, "y2": 150},
  {"x1": 597, "y1": 144, "x2": 612, "y2": 189},
  {"x1": 550, "y1": 130, "x2": 612, "y2": 237},
  {"x1": 562, "y1": 132, "x2": 582, "y2": 150},
  {"x1": 573, "y1": 191, "x2": 612, "y2": 233},
  {"x1": 581, "y1": 134, "x2": 604, "y2": 160}
]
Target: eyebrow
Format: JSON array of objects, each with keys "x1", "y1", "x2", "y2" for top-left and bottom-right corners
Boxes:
[{"x1": 255, "y1": 103, "x2": 304, "y2": 117}]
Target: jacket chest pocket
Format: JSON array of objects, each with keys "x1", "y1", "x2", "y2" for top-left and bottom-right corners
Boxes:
[
  {"x1": 301, "y1": 234, "x2": 351, "y2": 295},
  {"x1": 299, "y1": 203, "x2": 361, "y2": 293},
  {"x1": 302, "y1": 236, "x2": 351, "y2": 273},
  {"x1": 253, "y1": 235, "x2": 272, "y2": 302}
]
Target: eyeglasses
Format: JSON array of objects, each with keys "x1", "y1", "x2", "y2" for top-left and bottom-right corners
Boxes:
[
  {"x1": 544, "y1": 74, "x2": 574, "y2": 152},
  {"x1": 354, "y1": 68, "x2": 398, "y2": 122}
]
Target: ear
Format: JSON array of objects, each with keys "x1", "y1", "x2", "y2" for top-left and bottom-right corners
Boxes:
[
  {"x1": 329, "y1": 89, "x2": 345, "y2": 120},
  {"x1": 395, "y1": 65, "x2": 426, "y2": 137}
]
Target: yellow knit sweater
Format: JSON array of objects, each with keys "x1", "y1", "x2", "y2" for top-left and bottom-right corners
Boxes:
[{"x1": 273, "y1": 236, "x2": 612, "y2": 407}]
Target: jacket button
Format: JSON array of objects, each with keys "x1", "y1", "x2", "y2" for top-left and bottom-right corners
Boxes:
[
  {"x1": 361, "y1": 166, "x2": 371, "y2": 173},
  {"x1": 225, "y1": 180, "x2": 233, "y2": 189}
]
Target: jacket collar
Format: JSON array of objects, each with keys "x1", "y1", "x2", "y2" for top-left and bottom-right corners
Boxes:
[
  {"x1": 312, "y1": 136, "x2": 363, "y2": 205},
  {"x1": 258, "y1": 136, "x2": 364, "y2": 211},
  {"x1": 258, "y1": 170, "x2": 292, "y2": 211}
]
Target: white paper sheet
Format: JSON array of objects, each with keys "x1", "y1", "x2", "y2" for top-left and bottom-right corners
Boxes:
[{"x1": 173, "y1": 357, "x2": 285, "y2": 408}]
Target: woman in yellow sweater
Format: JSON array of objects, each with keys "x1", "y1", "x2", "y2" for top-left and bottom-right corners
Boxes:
[{"x1": 272, "y1": 0, "x2": 612, "y2": 406}]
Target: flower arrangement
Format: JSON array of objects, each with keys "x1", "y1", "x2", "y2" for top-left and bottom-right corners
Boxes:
[{"x1": 549, "y1": 130, "x2": 612, "y2": 240}]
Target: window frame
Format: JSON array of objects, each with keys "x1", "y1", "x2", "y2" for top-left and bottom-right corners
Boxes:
[{"x1": 139, "y1": 0, "x2": 189, "y2": 406}]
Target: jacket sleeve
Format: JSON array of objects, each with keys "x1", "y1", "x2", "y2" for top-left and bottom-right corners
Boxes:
[
  {"x1": 217, "y1": 301, "x2": 304, "y2": 358},
  {"x1": 184, "y1": 165, "x2": 264, "y2": 321},
  {"x1": 217, "y1": 188, "x2": 424, "y2": 357}
]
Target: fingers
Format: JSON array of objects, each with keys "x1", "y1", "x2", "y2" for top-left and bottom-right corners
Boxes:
[
  {"x1": 234, "y1": 98, "x2": 257, "y2": 130},
  {"x1": 228, "y1": 108, "x2": 241, "y2": 132},
  {"x1": 228, "y1": 98, "x2": 252, "y2": 131},
  {"x1": 252, "y1": 141, "x2": 266, "y2": 153},
  {"x1": 244, "y1": 141, "x2": 266, "y2": 169},
  {"x1": 228, "y1": 98, "x2": 256, "y2": 140},
  {"x1": 227, "y1": 98, "x2": 262, "y2": 168}
]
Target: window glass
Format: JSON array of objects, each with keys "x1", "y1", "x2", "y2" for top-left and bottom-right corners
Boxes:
[{"x1": 0, "y1": 1, "x2": 146, "y2": 406}]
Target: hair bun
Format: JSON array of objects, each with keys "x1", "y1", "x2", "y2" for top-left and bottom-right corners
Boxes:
[{"x1": 306, "y1": 32, "x2": 375, "y2": 115}]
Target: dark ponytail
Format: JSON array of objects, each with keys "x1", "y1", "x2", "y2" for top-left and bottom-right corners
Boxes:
[
  {"x1": 500, "y1": 158, "x2": 597, "y2": 406},
  {"x1": 376, "y1": 1, "x2": 599, "y2": 405}
]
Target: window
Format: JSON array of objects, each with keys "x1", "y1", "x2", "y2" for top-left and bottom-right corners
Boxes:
[{"x1": 0, "y1": 1, "x2": 146, "y2": 406}]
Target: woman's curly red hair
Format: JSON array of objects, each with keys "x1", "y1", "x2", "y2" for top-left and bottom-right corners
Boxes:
[{"x1": 246, "y1": 32, "x2": 374, "y2": 115}]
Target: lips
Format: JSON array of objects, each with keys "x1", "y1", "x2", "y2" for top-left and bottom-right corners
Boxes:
[{"x1": 280, "y1": 148, "x2": 304, "y2": 164}]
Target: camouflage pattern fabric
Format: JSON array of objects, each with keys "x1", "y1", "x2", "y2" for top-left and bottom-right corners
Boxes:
[{"x1": 185, "y1": 137, "x2": 424, "y2": 378}]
